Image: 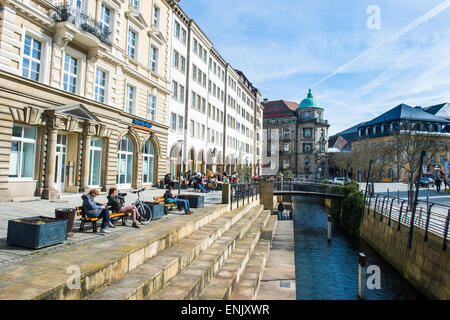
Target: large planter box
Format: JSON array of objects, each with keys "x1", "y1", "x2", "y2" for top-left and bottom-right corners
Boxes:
[
  {"x1": 178, "y1": 195, "x2": 205, "y2": 208},
  {"x1": 145, "y1": 202, "x2": 165, "y2": 220},
  {"x1": 7, "y1": 216, "x2": 68, "y2": 249}
]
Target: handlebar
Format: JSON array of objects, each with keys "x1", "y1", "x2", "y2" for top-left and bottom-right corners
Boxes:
[{"x1": 130, "y1": 187, "x2": 146, "y2": 194}]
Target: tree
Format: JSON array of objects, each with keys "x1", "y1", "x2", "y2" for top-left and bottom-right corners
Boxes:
[{"x1": 392, "y1": 119, "x2": 439, "y2": 205}]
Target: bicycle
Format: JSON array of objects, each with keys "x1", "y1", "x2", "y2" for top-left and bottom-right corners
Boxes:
[{"x1": 128, "y1": 188, "x2": 152, "y2": 225}]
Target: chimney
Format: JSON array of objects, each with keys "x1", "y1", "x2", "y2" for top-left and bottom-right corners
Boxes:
[{"x1": 263, "y1": 98, "x2": 268, "y2": 104}]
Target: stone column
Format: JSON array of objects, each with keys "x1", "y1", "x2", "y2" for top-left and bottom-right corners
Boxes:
[
  {"x1": 260, "y1": 181, "x2": 276, "y2": 211},
  {"x1": 79, "y1": 129, "x2": 91, "y2": 193},
  {"x1": 42, "y1": 127, "x2": 59, "y2": 199}
]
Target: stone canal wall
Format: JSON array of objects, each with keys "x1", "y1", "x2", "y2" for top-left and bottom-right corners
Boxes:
[{"x1": 360, "y1": 206, "x2": 450, "y2": 300}]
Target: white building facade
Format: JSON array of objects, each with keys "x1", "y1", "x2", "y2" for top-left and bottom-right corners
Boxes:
[{"x1": 166, "y1": 2, "x2": 263, "y2": 178}]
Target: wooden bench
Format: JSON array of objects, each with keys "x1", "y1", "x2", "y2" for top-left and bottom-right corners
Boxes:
[
  {"x1": 75, "y1": 206, "x2": 129, "y2": 233},
  {"x1": 153, "y1": 196, "x2": 177, "y2": 214}
]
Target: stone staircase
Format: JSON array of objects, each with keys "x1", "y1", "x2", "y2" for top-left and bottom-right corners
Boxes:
[
  {"x1": 0, "y1": 200, "x2": 277, "y2": 300},
  {"x1": 88, "y1": 203, "x2": 276, "y2": 300}
]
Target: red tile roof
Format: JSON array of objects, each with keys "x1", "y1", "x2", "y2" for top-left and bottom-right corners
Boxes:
[{"x1": 263, "y1": 100, "x2": 297, "y2": 119}]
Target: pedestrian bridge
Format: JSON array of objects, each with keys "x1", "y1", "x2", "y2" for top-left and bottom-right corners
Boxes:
[{"x1": 272, "y1": 181, "x2": 345, "y2": 200}]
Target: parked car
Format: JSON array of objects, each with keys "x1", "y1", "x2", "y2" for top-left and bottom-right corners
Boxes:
[
  {"x1": 332, "y1": 177, "x2": 350, "y2": 185},
  {"x1": 419, "y1": 177, "x2": 435, "y2": 188}
]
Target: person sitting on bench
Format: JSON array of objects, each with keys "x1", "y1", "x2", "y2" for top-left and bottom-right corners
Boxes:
[
  {"x1": 164, "y1": 173, "x2": 175, "y2": 188},
  {"x1": 81, "y1": 189, "x2": 114, "y2": 234},
  {"x1": 194, "y1": 175, "x2": 207, "y2": 193},
  {"x1": 107, "y1": 187, "x2": 141, "y2": 228},
  {"x1": 164, "y1": 186, "x2": 193, "y2": 215}
]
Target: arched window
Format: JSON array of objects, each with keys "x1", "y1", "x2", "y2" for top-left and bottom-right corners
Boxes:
[
  {"x1": 116, "y1": 136, "x2": 133, "y2": 187},
  {"x1": 142, "y1": 140, "x2": 155, "y2": 184}
]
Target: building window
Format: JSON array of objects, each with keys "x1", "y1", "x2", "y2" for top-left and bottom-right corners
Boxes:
[
  {"x1": 180, "y1": 56, "x2": 186, "y2": 73},
  {"x1": 99, "y1": 4, "x2": 111, "y2": 35},
  {"x1": 441, "y1": 155, "x2": 445, "y2": 164},
  {"x1": 177, "y1": 115, "x2": 183, "y2": 134},
  {"x1": 89, "y1": 138, "x2": 103, "y2": 187},
  {"x1": 150, "y1": 45, "x2": 158, "y2": 72},
  {"x1": 190, "y1": 120, "x2": 194, "y2": 137},
  {"x1": 179, "y1": 85, "x2": 185, "y2": 103},
  {"x1": 174, "y1": 21, "x2": 180, "y2": 38},
  {"x1": 125, "y1": 84, "x2": 135, "y2": 113},
  {"x1": 172, "y1": 81, "x2": 178, "y2": 100},
  {"x1": 127, "y1": 29, "x2": 136, "y2": 59},
  {"x1": 63, "y1": 54, "x2": 78, "y2": 93},
  {"x1": 170, "y1": 113, "x2": 177, "y2": 131},
  {"x1": 181, "y1": 28, "x2": 187, "y2": 44},
  {"x1": 283, "y1": 143, "x2": 289, "y2": 152},
  {"x1": 22, "y1": 35, "x2": 41, "y2": 81},
  {"x1": 304, "y1": 129, "x2": 311, "y2": 138},
  {"x1": 148, "y1": 95, "x2": 156, "y2": 121},
  {"x1": 152, "y1": 5, "x2": 160, "y2": 28},
  {"x1": 142, "y1": 140, "x2": 155, "y2": 184},
  {"x1": 9, "y1": 125, "x2": 37, "y2": 179},
  {"x1": 173, "y1": 50, "x2": 179, "y2": 68},
  {"x1": 94, "y1": 68, "x2": 106, "y2": 103},
  {"x1": 117, "y1": 135, "x2": 133, "y2": 186},
  {"x1": 130, "y1": 0, "x2": 138, "y2": 9}
]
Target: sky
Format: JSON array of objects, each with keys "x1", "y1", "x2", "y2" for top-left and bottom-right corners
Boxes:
[{"x1": 180, "y1": 0, "x2": 450, "y2": 135}]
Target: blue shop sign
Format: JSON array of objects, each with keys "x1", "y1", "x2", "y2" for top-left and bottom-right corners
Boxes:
[{"x1": 133, "y1": 118, "x2": 153, "y2": 129}]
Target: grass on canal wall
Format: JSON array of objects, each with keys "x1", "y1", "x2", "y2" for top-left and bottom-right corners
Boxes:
[{"x1": 327, "y1": 181, "x2": 364, "y2": 235}]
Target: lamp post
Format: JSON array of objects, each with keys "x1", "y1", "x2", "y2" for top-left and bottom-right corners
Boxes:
[{"x1": 177, "y1": 140, "x2": 184, "y2": 195}]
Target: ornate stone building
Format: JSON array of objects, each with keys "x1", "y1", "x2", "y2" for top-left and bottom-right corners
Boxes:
[
  {"x1": 262, "y1": 89, "x2": 329, "y2": 179},
  {"x1": 0, "y1": 0, "x2": 173, "y2": 200}
]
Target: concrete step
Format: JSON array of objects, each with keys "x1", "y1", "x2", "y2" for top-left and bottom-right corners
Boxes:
[
  {"x1": 229, "y1": 217, "x2": 277, "y2": 300},
  {"x1": 0, "y1": 203, "x2": 258, "y2": 300},
  {"x1": 89, "y1": 203, "x2": 262, "y2": 300},
  {"x1": 197, "y1": 210, "x2": 271, "y2": 300},
  {"x1": 148, "y1": 208, "x2": 269, "y2": 300}
]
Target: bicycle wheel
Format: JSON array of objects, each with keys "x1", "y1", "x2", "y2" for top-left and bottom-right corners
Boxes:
[{"x1": 137, "y1": 202, "x2": 152, "y2": 225}]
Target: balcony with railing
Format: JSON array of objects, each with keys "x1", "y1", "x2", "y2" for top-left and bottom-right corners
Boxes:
[
  {"x1": 299, "y1": 118, "x2": 329, "y2": 125},
  {"x1": 52, "y1": 3, "x2": 112, "y2": 46}
]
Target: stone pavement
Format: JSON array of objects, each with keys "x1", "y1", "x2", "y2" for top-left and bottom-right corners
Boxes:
[
  {"x1": 256, "y1": 220, "x2": 296, "y2": 300},
  {"x1": 0, "y1": 187, "x2": 222, "y2": 268}
]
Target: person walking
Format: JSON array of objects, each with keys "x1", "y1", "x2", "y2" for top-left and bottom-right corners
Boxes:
[
  {"x1": 436, "y1": 176, "x2": 442, "y2": 192},
  {"x1": 278, "y1": 201, "x2": 285, "y2": 220},
  {"x1": 81, "y1": 189, "x2": 114, "y2": 234}
]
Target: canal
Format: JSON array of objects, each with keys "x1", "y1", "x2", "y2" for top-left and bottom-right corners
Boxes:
[{"x1": 293, "y1": 197, "x2": 425, "y2": 300}]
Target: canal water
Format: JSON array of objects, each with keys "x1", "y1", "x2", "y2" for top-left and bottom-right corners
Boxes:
[{"x1": 293, "y1": 198, "x2": 424, "y2": 300}]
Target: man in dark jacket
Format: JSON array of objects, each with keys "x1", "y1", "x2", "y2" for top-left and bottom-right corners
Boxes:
[
  {"x1": 81, "y1": 189, "x2": 114, "y2": 233},
  {"x1": 278, "y1": 201, "x2": 285, "y2": 220}
]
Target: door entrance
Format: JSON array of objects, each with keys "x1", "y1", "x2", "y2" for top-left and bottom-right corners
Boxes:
[{"x1": 54, "y1": 134, "x2": 67, "y2": 193}]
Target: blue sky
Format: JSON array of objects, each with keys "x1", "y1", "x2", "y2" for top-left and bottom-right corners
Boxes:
[{"x1": 180, "y1": 0, "x2": 450, "y2": 135}]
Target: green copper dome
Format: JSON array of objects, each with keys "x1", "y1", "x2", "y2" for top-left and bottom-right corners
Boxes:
[{"x1": 298, "y1": 89, "x2": 321, "y2": 109}]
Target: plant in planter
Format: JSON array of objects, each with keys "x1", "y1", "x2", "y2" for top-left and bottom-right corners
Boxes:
[{"x1": 7, "y1": 216, "x2": 68, "y2": 249}]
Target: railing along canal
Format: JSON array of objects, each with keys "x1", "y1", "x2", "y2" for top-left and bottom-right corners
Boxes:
[
  {"x1": 230, "y1": 182, "x2": 260, "y2": 211},
  {"x1": 365, "y1": 192, "x2": 450, "y2": 250}
]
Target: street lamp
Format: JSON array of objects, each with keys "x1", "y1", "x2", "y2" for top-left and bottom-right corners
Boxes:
[{"x1": 177, "y1": 139, "x2": 184, "y2": 195}]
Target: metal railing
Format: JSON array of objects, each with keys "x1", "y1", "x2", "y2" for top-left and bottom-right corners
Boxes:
[
  {"x1": 364, "y1": 192, "x2": 450, "y2": 250},
  {"x1": 273, "y1": 180, "x2": 346, "y2": 197},
  {"x1": 230, "y1": 182, "x2": 260, "y2": 210},
  {"x1": 52, "y1": 3, "x2": 112, "y2": 45}
]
